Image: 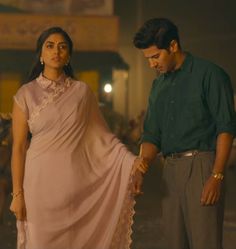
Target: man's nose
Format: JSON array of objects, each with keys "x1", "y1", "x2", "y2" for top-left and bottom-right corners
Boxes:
[{"x1": 148, "y1": 58, "x2": 157, "y2": 69}]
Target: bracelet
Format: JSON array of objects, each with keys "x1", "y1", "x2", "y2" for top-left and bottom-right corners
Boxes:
[
  {"x1": 212, "y1": 172, "x2": 224, "y2": 180},
  {"x1": 136, "y1": 156, "x2": 149, "y2": 174},
  {"x1": 11, "y1": 189, "x2": 24, "y2": 198}
]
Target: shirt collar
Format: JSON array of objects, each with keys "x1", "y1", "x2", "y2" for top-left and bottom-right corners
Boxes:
[
  {"x1": 179, "y1": 52, "x2": 193, "y2": 73},
  {"x1": 36, "y1": 73, "x2": 67, "y2": 89},
  {"x1": 163, "y1": 52, "x2": 193, "y2": 78}
]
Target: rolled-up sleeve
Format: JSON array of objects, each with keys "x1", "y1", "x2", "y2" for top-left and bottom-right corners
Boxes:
[
  {"x1": 141, "y1": 81, "x2": 162, "y2": 149},
  {"x1": 205, "y1": 65, "x2": 236, "y2": 136}
]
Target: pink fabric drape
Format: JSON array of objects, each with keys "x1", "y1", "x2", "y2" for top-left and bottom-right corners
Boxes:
[{"x1": 14, "y1": 74, "x2": 137, "y2": 249}]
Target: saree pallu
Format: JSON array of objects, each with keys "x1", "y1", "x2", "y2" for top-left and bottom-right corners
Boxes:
[{"x1": 14, "y1": 74, "x2": 137, "y2": 249}]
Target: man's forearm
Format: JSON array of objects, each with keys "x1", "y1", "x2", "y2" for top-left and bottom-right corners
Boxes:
[
  {"x1": 213, "y1": 132, "x2": 234, "y2": 174},
  {"x1": 139, "y1": 142, "x2": 159, "y2": 164}
]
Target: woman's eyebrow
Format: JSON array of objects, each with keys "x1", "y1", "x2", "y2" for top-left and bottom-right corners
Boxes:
[{"x1": 45, "y1": 41, "x2": 67, "y2": 44}]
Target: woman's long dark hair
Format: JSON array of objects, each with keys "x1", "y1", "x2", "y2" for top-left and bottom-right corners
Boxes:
[{"x1": 27, "y1": 27, "x2": 74, "y2": 82}]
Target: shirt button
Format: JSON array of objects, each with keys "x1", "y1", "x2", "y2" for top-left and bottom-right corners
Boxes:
[
  {"x1": 170, "y1": 100, "x2": 175, "y2": 104},
  {"x1": 170, "y1": 117, "x2": 174, "y2": 121}
]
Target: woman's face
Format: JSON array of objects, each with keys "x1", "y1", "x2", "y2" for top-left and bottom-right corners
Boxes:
[{"x1": 40, "y1": 33, "x2": 70, "y2": 72}]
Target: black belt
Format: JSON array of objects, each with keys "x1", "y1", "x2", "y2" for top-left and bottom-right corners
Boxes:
[{"x1": 166, "y1": 150, "x2": 199, "y2": 159}]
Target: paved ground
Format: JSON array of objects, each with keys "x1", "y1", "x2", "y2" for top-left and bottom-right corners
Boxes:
[{"x1": 0, "y1": 159, "x2": 236, "y2": 249}]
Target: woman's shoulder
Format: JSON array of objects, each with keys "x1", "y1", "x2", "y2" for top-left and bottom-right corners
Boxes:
[
  {"x1": 15, "y1": 79, "x2": 38, "y2": 97},
  {"x1": 71, "y1": 79, "x2": 93, "y2": 94},
  {"x1": 72, "y1": 79, "x2": 89, "y2": 88}
]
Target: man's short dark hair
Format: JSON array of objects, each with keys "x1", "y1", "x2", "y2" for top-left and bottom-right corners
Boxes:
[{"x1": 133, "y1": 18, "x2": 181, "y2": 49}]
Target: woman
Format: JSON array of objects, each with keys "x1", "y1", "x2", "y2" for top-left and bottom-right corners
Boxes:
[{"x1": 10, "y1": 27, "x2": 147, "y2": 249}]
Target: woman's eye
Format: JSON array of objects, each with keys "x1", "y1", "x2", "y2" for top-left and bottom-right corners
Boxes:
[
  {"x1": 59, "y1": 44, "x2": 68, "y2": 50},
  {"x1": 46, "y1": 44, "x2": 54, "y2": 49}
]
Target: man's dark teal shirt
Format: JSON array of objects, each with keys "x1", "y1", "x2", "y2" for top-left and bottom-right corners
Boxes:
[{"x1": 142, "y1": 53, "x2": 236, "y2": 156}]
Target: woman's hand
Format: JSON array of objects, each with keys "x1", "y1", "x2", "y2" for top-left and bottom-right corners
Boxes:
[
  {"x1": 131, "y1": 157, "x2": 149, "y2": 196},
  {"x1": 132, "y1": 168, "x2": 144, "y2": 196},
  {"x1": 134, "y1": 156, "x2": 149, "y2": 174},
  {"x1": 10, "y1": 193, "x2": 26, "y2": 221}
]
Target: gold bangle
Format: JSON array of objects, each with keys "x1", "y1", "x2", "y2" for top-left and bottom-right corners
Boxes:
[
  {"x1": 212, "y1": 172, "x2": 224, "y2": 180},
  {"x1": 11, "y1": 190, "x2": 23, "y2": 198},
  {"x1": 137, "y1": 156, "x2": 149, "y2": 174}
]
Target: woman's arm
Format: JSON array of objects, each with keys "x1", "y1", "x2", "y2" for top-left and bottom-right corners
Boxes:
[{"x1": 10, "y1": 101, "x2": 29, "y2": 220}]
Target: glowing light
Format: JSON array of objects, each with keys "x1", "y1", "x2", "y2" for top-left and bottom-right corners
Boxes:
[{"x1": 104, "y1": 83, "x2": 112, "y2": 93}]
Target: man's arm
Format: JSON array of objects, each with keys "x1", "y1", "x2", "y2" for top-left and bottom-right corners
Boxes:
[
  {"x1": 201, "y1": 132, "x2": 234, "y2": 205},
  {"x1": 132, "y1": 142, "x2": 159, "y2": 195},
  {"x1": 135, "y1": 142, "x2": 159, "y2": 173},
  {"x1": 212, "y1": 132, "x2": 234, "y2": 174},
  {"x1": 140, "y1": 142, "x2": 159, "y2": 163}
]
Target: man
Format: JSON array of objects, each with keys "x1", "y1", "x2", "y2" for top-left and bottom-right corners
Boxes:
[{"x1": 133, "y1": 18, "x2": 236, "y2": 249}]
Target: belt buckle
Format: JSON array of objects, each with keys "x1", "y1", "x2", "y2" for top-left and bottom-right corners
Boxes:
[
  {"x1": 168, "y1": 150, "x2": 198, "y2": 159},
  {"x1": 191, "y1": 150, "x2": 199, "y2": 157},
  {"x1": 182, "y1": 150, "x2": 199, "y2": 157},
  {"x1": 184, "y1": 151, "x2": 194, "y2": 157}
]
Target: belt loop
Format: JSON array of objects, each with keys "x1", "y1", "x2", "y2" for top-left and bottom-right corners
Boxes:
[
  {"x1": 188, "y1": 150, "x2": 199, "y2": 179},
  {"x1": 193, "y1": 150, "x2": 199, "y2": 157}
]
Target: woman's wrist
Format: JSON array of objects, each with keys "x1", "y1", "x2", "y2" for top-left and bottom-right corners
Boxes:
[
  {"x1": 136, "y1": 156, "x2": 149, "y2": 174},
  {"x1": 11, "y1": 189, "x2": 24, "y2": 198}
]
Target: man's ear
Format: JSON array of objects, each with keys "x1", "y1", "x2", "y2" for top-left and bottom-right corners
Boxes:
[{"x1": 169, "y1": 40, "x2": 178, "y2": 53}]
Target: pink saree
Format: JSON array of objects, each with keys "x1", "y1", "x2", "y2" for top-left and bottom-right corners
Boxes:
[{"x1": 14, "y1": 74, "x2": 137, "y2": 249}]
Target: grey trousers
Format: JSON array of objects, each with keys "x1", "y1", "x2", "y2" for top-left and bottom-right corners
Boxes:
[{"x1": 161, "y1": 152, "x2": 224, "y2": 249}]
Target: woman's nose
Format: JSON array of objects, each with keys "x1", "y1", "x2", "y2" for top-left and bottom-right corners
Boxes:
[{"x1": 54, "y1": 46, "x2": 60, "y2": 54}]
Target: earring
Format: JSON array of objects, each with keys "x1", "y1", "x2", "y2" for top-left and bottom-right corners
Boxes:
[
  {"x1": 40, "y1": 58, "x2": 44, "y2": 65},
  {"x1": 65, "y1": 57, "x2": 70, "y2": 66}
]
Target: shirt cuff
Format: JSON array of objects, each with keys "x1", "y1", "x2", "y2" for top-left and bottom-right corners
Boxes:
[
  {"x1": 140, "y1": 133, "x2": 161, "y2": 149},
  {"x1": 216, "y1": 123, "x2": 236, "y2": 137}
]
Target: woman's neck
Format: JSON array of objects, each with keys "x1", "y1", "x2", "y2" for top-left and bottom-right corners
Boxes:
[{"x1": 43, "y1": 68, "x2": 64, "y2": 81}]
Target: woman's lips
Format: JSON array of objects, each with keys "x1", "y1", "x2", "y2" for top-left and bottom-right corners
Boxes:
[{"x1": 52, "y1": 57, "x2": 61, "y2": 62}]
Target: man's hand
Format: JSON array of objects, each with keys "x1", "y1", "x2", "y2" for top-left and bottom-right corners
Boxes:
[{"x1": 200, "y1": 176, "x2": 222, "y2": 205}]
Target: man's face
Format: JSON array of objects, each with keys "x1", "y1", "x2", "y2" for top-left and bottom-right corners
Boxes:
[{"x1": 141, "y1": 44, "x2": 176, "y2": 74}]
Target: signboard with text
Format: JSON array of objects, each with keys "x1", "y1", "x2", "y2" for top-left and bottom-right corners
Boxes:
[
  {"x1": 0, "y1": 13, "x2": 119, "y2": 51},
  {"x1": 0, "y1": 0, "x2": 114, "y2": 15}
]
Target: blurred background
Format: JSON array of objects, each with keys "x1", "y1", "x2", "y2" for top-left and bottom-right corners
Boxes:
[{"x1": 0, "y1": 0, "x2": 236, "y2": 248}]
